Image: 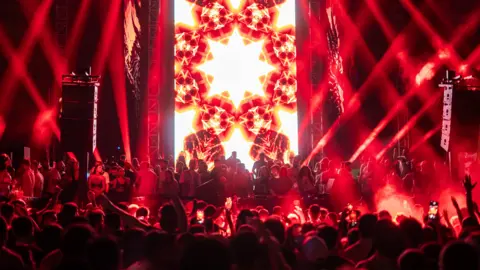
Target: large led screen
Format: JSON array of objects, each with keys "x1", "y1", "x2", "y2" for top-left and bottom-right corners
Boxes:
[{"x1": 174, "y1": 0, "x2": 297, "y2": 169}]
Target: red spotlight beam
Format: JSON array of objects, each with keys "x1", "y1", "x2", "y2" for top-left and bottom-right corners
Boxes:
[
  {"x1": 92, "y1": 0, "x2": 122, "y2": 75},
  {"x1": 0, "y1": 27, "x2": 60, "y2": 139},
  {"x1": 348, "y1": 5, "x2": 480, "y2": 162},
  {"x1": 298, "y1": 1, "x2": 378, "y2": 148},
  {"x1": 321, "y1": 1, "x2": 480, "y2": 163},
  {"x1": 465, "y1": 45, "x2": 480, "y2": 67},
  {"x1": 409, "y1": 124, "x2": 441, "y2": 153},
  {"x1": 375, "y1": 92, "x2": 441, "y2": 160},
  {"x1": 65, "y1": 0, "x2": 93, "y2": 63},
  {"x1": 108, "y1": 22, "x2": 132, "y2": 163},
  {"x1": 0, "y1": 0, "x2": 54, "y2": 113},
  {"x1": 19, "y1": 0, "x2": 67, "y2": 89},
  {"x1": 305, "y1": 2, "x2": 419, "y2": 164},
  {"x1": 424, "y1": 0, "x2": 455, "y2": 32},
  {"x1": 400, "y1": 0, "x2": 463, "y2": 67}
]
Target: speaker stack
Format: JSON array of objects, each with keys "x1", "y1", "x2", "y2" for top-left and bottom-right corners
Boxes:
[
  {"x1": 439, "y1": 70, "x2": 480, "y2": 179},
  {"x1": 60, "y1": 74, "x2": 100, "y2": 180}
]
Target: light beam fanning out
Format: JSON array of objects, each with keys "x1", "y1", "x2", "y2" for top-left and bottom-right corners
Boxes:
[
  {"x1": 222, "y1": 127, "x2": 253, "y2": 168},
  {"x1": 174, "y1": 110, "x2": 196, "y2": 162}
]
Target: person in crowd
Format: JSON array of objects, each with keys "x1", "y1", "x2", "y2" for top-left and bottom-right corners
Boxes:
[
  {"x1": 270, "y1": 166, "x2": 292, "y2": 196},
  {"x1": 9, "y1": 216, "x2": 41, "y2": 269},
  {"x1": 160, "y1": 170, "x2": 179, "y2": 197},
  {"x1": 315, "y1": 158, "x2": 330, "y2": 182},
  {"x1": 297, "y1": 166, "x2": 316, "y2": 196},
  {"x1": 45, "y1": 161, "x2": 64, "y2": 197},
  {"x1": 344, "y1": 213, "x2": 377, "y2": 263},
  {"x1": 252, "y1": 153, "x2": 268, "y2": 179},
  {"x1": 136, "y1": 161, "x2": 157, "y2": 197},
  {"x1": 0, "y1": 150, "x2": 478, "y2": 270},
  {"x1": 39, "y1": 160, "x2": 51, "y2": 195},
  {"x1": 0, "y1": 203, "x2": 14, "y2": 227},
  {"x1": 226, "y1": 151, "x2": 240, "y2": 171},
  {"x1": 254, "y1": 166, "x2": 270, "y2": 195},
  {"x1": 88, "y1": 165, "x2": 108, "y2": 197},
  {"x1": 175, "y1": 161, "x2": 185, "y2": 182},
  {"x1": 440, "y1": 241, "x2": 478, "y2": 270},
  {"x1": 157, "y1": 159, "x2": 169, "y2": 184},
  {"x1": 132, "y1": 158, "x2": 141, "y2": 171},
  {"x1": 109, "y1": 167, "x2": 131, "y2": 203},
  {"x1": 330, "y1": 161, "x2": 359, "y2": 210},
  {"x1": 232, "y1": 163, "x2": 251, "y2": 198},
  {"x1": 357, "y1": 219, "x2": 406, "y2": 270},
  {"x1": 198, "y1": 160, "x2": 211, "y2": 184},
  {"x1": 118, "y1": 155, "x2": 127, "y2": 168},
  {"x1": 31, "y1": 160, "x2": 44, "y2": 197},
  {"x1": 288, "y1": 155, "x2": 301, "y2": 180},
  {"x1": 58, "y1": 158, "x2": 80, "y2": 203},
  {"x1": 124, "y1": 162, "x2": 136, "y2": 185},
  {"x1": 316, "y1": 158, "x2": 339, "y2": 194},
  {"x1": 179, "y1": 159, "x2": 200, "y2": 198},
  {"x1": 37, "y1": 224, "x2": 63, "y2": 262},
  {"x1": 39, "y1": 160, "x2": 51, "y2": 177},
  {"x1": 0, "y1": 216, "x2": 24, "y2": 270},
  {"x1": 20, "y1": 159, "x2": 35, "y2": 197},
  {"x1": 0, "y1": 154, "x2": 13, "y2": 200},
  {"x1": 40, "y1": 224, "x2": 95, "y2": 270}
]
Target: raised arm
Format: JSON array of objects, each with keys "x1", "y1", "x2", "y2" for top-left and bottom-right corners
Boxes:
[
  {"x1": 101, "y1": 194, "x2": 150, "y2": 230},
  {"x1": 451, "y1": 196, "x2": 464, "y2": 222},
  {"x1": 464, "y1": 175, "x2": 477, "y2": 220},
  {"x1": 170, "y1": 195, "x2": 188, "y2": 233},
  {"x1": 37, "y1": 187, "x2": 62, "y2": 215}
]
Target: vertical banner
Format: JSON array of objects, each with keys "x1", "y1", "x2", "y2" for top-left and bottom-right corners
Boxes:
[{"x1": 174, "y1": 0, "x2": 298, "y2": 169}]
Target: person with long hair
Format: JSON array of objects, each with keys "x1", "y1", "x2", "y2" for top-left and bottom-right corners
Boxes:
[
  {"x1": 179, "y1": 159, "x2": 200, "y2": 198},
  {"x1": 270, "y1": 166, "x2": 293, "y2": 196},
  {"x1": 160, "y1": 170, "x2": 179, "y2": 197},
  {"x1": 233, "y1": 163, "x2": 252, "y2": 197},
  {"x1": 132, "y1": 158, "x2": 141, "y2": 171},
  {"x1": 109, "y1": 167, "x2": 131, "y2": 203},
  {"x1": 19, "y1": 159, "x2": 35, "y2": 197},
  {"x1": 0, "y1": 154, "x2": 12, "y2": 200},
  {"x1": 297, "y1": 166, "x2": 316, "y2": 196},
  {"x1": 88, "y1": 165, "x2": 107, "y2": 197},
  {"x1": 136, "y1": 162, "x2": 157, "y2": 197}
]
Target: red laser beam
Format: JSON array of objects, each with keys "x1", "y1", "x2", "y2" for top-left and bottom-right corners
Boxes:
[
  {"x1": 312, "y1": 1, "x2": 480, "y2": 162},
  {"x1": 19, "y1": 0, "x2": 67, "y2": 89},
  {"x1": 349, "y1": 5, "x2": 480, "y2": 162},
  {"x1": 0, "y1": 0, "x2": 54, "y2": 114},
  {"x1": 410, "y1": 124, "x2": 441, "y2": 153},
  {"x1": 400, "y1": 0, "x2": 463, "y2": 67},
  {"x1": 92, "y1": 0, "x2": 122, "y2": 75},
  {"x1": 376, "y1": 92, "x2": 441, "y2": 160},
  {"x1": 0, "y1": 26, "x2": 60, "y2": 139},
  {"x1": 65, "y1": 0, "x2": 93, "y2": 63},
  {"x1": 305, "y1": 2, "x2": 413, "y2": 163},
  {"x1": 109, "y1": 21, "x2": 132, "y2": 163}
]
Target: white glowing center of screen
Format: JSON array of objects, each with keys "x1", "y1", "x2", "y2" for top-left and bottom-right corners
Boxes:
[
  {"x1": 275, "y1": 0, "x2": 296, "y2": 29},
  {"x1": 196, "y1": 28, "x2": 275, "y2": 108},
  {"x1": 174, "y1": 0, "x2": 196, "y2": 27}
]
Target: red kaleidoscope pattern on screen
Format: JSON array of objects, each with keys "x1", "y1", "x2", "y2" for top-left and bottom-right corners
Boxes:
[{"x1": 174, "y1": 0, "x2": 297, "y2": 169}]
